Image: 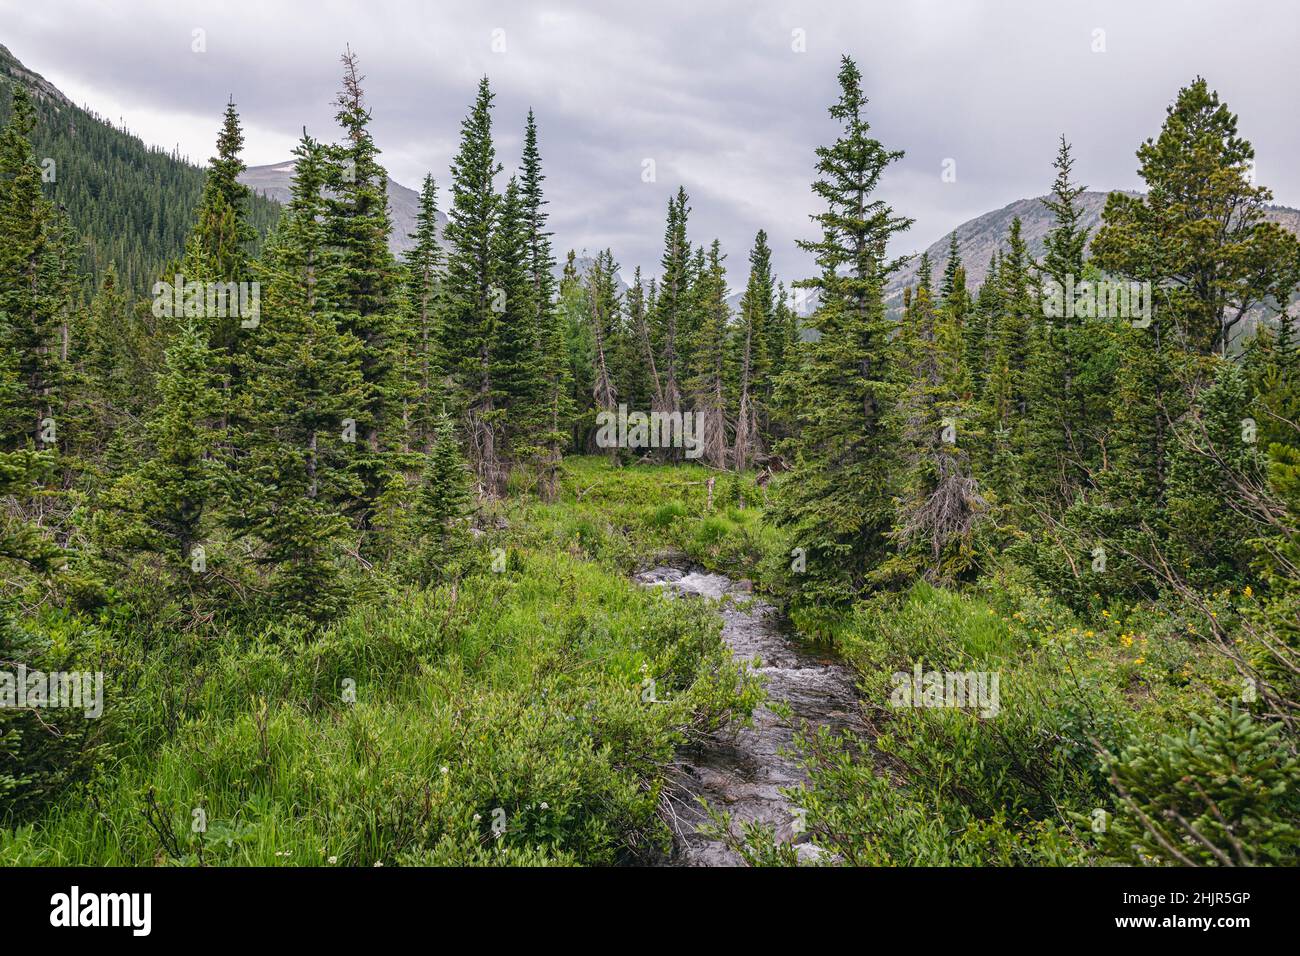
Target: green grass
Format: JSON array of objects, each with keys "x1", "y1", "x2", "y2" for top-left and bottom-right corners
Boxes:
[{"x1": 0, "y1": 459, "x2": 765, "y2": 866}]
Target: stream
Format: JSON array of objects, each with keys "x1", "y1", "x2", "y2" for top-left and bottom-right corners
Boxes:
[{"x1": 634, "y1": 564, "x2": 865, "y2": 866}]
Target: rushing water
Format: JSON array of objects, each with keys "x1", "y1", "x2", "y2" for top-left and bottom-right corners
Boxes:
[{"x1": 634, "y1": 565, "x2": 864, "y2": 866}]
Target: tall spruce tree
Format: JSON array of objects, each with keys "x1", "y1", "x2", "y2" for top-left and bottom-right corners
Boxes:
[
  {"x1": 402, "y1": 173, "x2": 445, "y2": 454},
  {"x1": 688, "y1": 239, "x2": 730, "y2": 469},
  {"x1": 733, "y1": 230, "x2": 773, "y2": 468},
  {"x1": 323, "y1": 49, "x2": 401, "y2": 526},
  {"x1": 236, "y1": 134, "x2": 364, "y2": 621},
  {"x1": 772, "y1": 56, "x2": 913, "y2": 603},
  {"x1": 585, "y1": 249, "x2": 621, "y2": 460},
  {"x1": 651, "y1": 189, "x2": 691, "y2": 451},
  {"x1": 443, "y1": 76, "x2": 503, "y2": 493},
  {"x1": 517, "y1": 111, "x2": 570, "y2": 496},
  {"x1": 1021, "y1": 137, "x2": 1102, "y2": 512},
  {"x1": 0, "y1": 84, "x2": 70, "y2": 450},
  {"x1": 490, "y1": 175, "x2": 541, "y2": 467}
]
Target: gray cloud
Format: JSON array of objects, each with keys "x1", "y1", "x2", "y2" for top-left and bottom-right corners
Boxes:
[{"x1": 3, "y1": 0, "x2": 1297, "y2": 286}]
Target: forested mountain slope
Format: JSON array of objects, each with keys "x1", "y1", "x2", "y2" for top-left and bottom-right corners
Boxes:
[{"x1": 0, "y1": 43, "x2": 280, "y2": 295}]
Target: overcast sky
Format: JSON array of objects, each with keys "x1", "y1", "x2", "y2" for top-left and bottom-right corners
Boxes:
[{"x1": 3, "y1": 0, "x2": 1297, "y2": 285}]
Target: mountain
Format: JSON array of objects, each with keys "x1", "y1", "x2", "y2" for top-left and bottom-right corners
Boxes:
[
  {"x1": 785, "y1": 190, "x2": 1300, "y2": 337},
  {"x1": 241, "y1": 159, "x2": 439, "y2": 256},
  {"x1": 0, "y1": 43, "x2": 280, "y2": 295},
  {"x1": 885, "y1": 191, "x2": 1300, "y2": 307}
]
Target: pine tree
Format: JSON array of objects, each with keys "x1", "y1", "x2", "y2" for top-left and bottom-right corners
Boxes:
[
  {"x1": 965, "y1": 253, "x2": 999, "y2": 398},
  {"x1": 772, "y1": 56, "x2": 913, "y2": 603},
  {"x1": 112, "y1": 323, "x2": 222, "y2": 587},
  {"x1": 443, "y1": 76, "x2": 503, "y2": 494},
  {"x1": 490, "y1": 175, "x2": 540, "y2": 467},
  {"x1": 413, "y1": 409, "x2": 474, "y2": 583},
  {"x1": 1021, "y1": 138, "x2": 1101, "y2": 511},
  {"x1": 0, "y1": 445, "x2": 71, "y2": 816},
  {"x1": 402, "y1": 173, "x2": 445, "y2": 454},
  {"x1": 651, "y1": 189, "x2": 691, "y2": 451},
  {"x1": 183, "y1": 100, "x2": 255, "y2": 287},
  {"x1": 616, "y1": 267, "x2": 653, "y2": 415},
  {"x1": 65, "y1": 264, "x2": 150, "y2": 468},
  {"x1": 585, "y1": 250, "x2": 621, "y2": 460},
  {"x1": 888, "y1": 276, "x2": 983, "y2": 580},
  {"x1": 688, "y1": 239, "x2": 730, "y2": 469},
  {"x1": 1165, "y1": 361, "x2": 1261, "y2": 583},
  {"x1": 517, "y1": 111, "x2": 570, "y2": 497},
  {"x1": 733, "y1": 230, "x2": 773, "y2": 468},
  {"x1": 983, "y1": 218, "x2": 1035, "y2": 503},
  {"x1": 938, "y1": 232, "x2": 962, "y2": 305},
  {"x1": 0, "y1": 84, "x2": 68, "y2": 450},
  {"x1": 235, "y1": 135, "x2": 365, "y2": 621},
  {"x1": 323, "y1": 49, "x2": 401, "y2": 524},
  {"x1": 766, "y1": 281, "x2": 800, "y2": 443},
  {"x1": 176, "y1": 100, "x2": 258, "y2": 449},
  {"x1": 1092, "y1": 78, "x2": 1300, "y2": 357}
]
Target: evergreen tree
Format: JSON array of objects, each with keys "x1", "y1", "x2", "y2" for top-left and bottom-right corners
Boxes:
[
  {"x1": 490, "y1": 175, "x2": 540, "y2": 466},
  {"x1": 517, "y1": 111, "x2": 570, "y2": 497},
  {"x1": 772, "y1": 56, "x2": 913, "y2": 603},
  {"x1": 109, "y1": 323, "x2": 222, "y2": 589},
  {"x1": 651, "y1": 189, "x2": 691, "y2": 446},
  {"x1": 1021, "y1": 138, "x2": 1106, "y2": 512},
  {"x1": 236, "y1": 135, "x2": 365, "y2": 621},
  {"x1": 982, "y1": 218, "x2": 1035, "y2": 503},
  {"x1": 965, "y1": 253, "x2": 999, "y2": 398},
  {"x1": 733, "y1": 229, "x2": 773, "y2": 467},
  {"x1": 687, "y1": 239, "x2": 730, "y2": 469},
  {"x1": 323, "y1": 49, "x2": 401, "y2": 524},
  {"x1": 182, "y1": 100, "x2": 255, "y2": 289},
  {"x1": 413, "y1": 409, "x2": 474, "y2": 583},
  {"x1": 888, "y1": 276, "x2": 983, "y2": 580},
  {"x1": 766, "y1": 281, "x2": 800, "y2": 442},
  {"x1": 617, "y1": 267, "x2": 654, "y2": 415},
  {"x1": 402, "y1": 173, "x2": 445, "y2": 454},
  {"x1": 584, "y1": 250, "x2": 621, "y2": 460},
  {"x1": 0, "y1": 84, "x2": 69, "y2": 449},
  {"x1": 1092, "y1": 78, "x2": 1300, "y2": 357},
  {"x1": 1165, "y1": 361, "x2": 1262, "y2": 584},
  {"x1": 443, "y1": 76, "x2": 503, "y2": 493}
]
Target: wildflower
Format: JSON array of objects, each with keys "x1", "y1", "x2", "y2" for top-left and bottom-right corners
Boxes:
[
  {"x1": 540, "y1": 802, "x2": 549, "y2": 810},
  {"x1": 328, "y1": 856, "x2": 338, "y2": 864},
  {"x1": 1134, "y1": 657, "x2": 1145, "y2": 665},
  {"x1": 1243, "y1": 586, "x2": 1253, "y2": 598}
]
